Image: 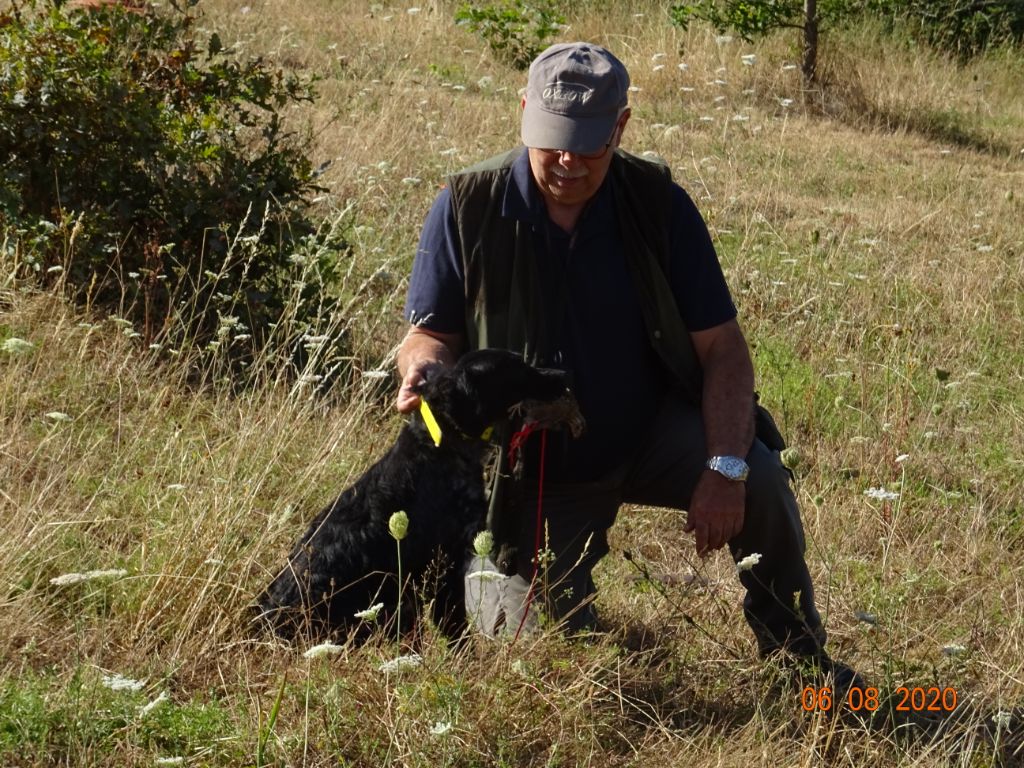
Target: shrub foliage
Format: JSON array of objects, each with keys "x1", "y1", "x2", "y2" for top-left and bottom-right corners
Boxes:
[
  {"x1": 0, "y1": 0, "x2": 345, "y2": 372},
  {"x1": 454, "y1": 0, "x2": 565, "y2": 70},
  {"x1": 670, "y1": 0, "x2": 1024, "y2": 61}
]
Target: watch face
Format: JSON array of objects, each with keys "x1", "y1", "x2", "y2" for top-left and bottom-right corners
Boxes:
[{"x1": 709, "y1": 456, "x2": 749, "y2": 481}]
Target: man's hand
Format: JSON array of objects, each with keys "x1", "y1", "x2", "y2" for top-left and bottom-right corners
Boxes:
[
  {"x1": 396, "y1": 360, "x2": 442, "y2": 414},
  {"x1": 394, "y1": 326, "x2": 464, "y2": 414},
  {"x1": 683, "y1": 470, "x2": 746, "y2": 556}
]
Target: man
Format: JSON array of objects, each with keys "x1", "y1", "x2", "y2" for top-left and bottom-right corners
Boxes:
[{"x1": 395, "y1": 42, "x2": 848, "y2": 676}]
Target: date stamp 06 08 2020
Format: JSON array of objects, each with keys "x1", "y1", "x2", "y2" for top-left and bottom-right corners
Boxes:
[{"x1": 801, "y1": 686, "x2": 960, "y2": 713}]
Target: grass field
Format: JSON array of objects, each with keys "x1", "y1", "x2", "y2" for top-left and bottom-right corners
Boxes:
[{"x1": 1, "y1": 1, "x2": 1023, "y2": 765}]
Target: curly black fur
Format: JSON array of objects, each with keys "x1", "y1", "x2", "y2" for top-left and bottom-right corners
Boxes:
[{"x1": 254, "y1": 349, "x2": 570, "y2": 641}]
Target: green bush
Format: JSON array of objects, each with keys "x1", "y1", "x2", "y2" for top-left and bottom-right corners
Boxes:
[
  {"x1": 455, "y1": 0, "x2": 565, "y2": 70},
  {"x1": 669, "y1": 0, "x2": 1024, "y2": 60},
  {"x1": 0, "y1": 0, "x2": 347, "y2": 376},
  {"x1": 866, "y1": 0, "x2": 1024, "y2": 58}
]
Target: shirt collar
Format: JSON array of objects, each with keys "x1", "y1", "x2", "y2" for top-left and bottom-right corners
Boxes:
[{"x1": 501, "y1": 147, "x2": 540, "y2": 222}]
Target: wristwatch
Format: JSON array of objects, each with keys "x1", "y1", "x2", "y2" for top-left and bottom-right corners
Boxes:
[{"x1": 705, "y1": 455, "x2": 750, "y2": 482}]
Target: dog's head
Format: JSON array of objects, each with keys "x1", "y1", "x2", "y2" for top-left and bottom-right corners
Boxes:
[{"x1": 412, "y1": 349, "x2": 577, "y2": 443}]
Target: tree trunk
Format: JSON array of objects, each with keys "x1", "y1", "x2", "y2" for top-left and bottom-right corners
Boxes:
[{"x1": 803, "y1": 0, "x2": 819, "y2": 87}]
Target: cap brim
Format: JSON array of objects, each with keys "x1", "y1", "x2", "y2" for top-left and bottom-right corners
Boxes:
[{"x1": 521, "y1": 102, "x2": 617, "y2": 154}]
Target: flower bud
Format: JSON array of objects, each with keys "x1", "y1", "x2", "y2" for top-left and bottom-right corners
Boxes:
[
  {"x1": 473, "y1": 530, "x2": 494, "y2": 557},
  {"x1": 388, "y1": 511, "x2": 409, "y2": 541},
  {"x1": 780, "y1": 447, "x2": 802, "y2": 470}
]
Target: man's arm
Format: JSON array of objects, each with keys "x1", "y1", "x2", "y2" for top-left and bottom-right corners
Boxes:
[
  {"x1": 395, "y1": 326, "x2": 465, "y2": 413},
  {"x1": 683, "y1": 318, "x2": 756, "y2": 555}
]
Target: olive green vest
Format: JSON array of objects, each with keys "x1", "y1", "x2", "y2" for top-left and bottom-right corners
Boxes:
[
  {"x1": 446, "y1": 147, "x2": 704, "y2": 404},
  {"x1": 445, "y1": 148, "x2": 708, "y2": 573}
]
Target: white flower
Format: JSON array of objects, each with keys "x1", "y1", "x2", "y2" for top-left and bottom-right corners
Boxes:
[
  {"x1": 139, "y1": 691, "x2": 170, "y2": 716},
  {"x1": 401, "y1": 176, "x2": 422, "y2": 185},
  {"x1": 102, "y1": 673, "x2": 146, "y2": 692},
  {"x1": 430, "y1": 720, "x2": 452, "y2": 736},
  {"x1": 467, "y1": 570, "x2": 505, "y2": 583},
  {"x1": 166, "y1": 484, "x2": 186, "y2": 491},
  {"x1": 303, "y1": 643, "x2": 345, "y2": 659},
  {"x1": 942, "y1": 643, "x2": 967, "y2": 657},
  {"x1": 864, "y1": 487, "x2": 899, "y2": 501},
  {"x1": 378, "y1": 654, "x2": 422, "y2": 674},
  {"x1": 895, "y1": 454, "x2": 910, "y2": 464},
  {"x1": 354, "y1": 603, "x2": 384, "y2": 621},
  {"x1": 780, "y1": 98, "x2": 794, "y2": 108},
  {"x1": 741, "y1": 54, "x2": 757, "y2": 66},
  {"x1": 736, "y1": 553, "x2": 762, "y2": 572},
  {"x1": 993, "y1": 710, "x2": 1012, "y2": 730},
  {"x1": 473, "y1": 530, "x2": 494, "y2": 557},
  {"x1": 2, "y1": 337, "x2": 34, "y2": 355},
  {"x1": 50, "y1": 569, "x2": 128, "y2": 586},
  {"x1": 45, "y1": 412, "x2": 73, "y2": 422},
  {"x1": 715, "y1": 35, "x2": 733, "y2": 44},
  {"x1": 407, "y1": 7, "x2": 421, "y2": 14},
  {"x1": 155, "y1": 758, "x2": 185, "y2": 767}
]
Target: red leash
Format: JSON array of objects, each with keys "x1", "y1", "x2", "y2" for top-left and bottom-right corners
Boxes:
[{"x1": 512, "y1": 427, "x2": 546, "y2": 643}]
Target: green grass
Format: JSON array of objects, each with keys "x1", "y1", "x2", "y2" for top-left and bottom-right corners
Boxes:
[{"x1": 0, "y1": 0, "x2": 1022, "y2": 765}]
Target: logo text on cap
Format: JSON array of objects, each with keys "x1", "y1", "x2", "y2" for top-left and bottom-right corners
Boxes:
[{"x1": 542, "y1": 82, "x2": 593, "y2": 105}]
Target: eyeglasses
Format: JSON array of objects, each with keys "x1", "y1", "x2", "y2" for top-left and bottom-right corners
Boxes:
[
  {"x1": 536, "y1": 142, "x2": 613, "y2": 161},
  {"x1": 535, "y1": 119, "x2": 624, "y2": 161}
]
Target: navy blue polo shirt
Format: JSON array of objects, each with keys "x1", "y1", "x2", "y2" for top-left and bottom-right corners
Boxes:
[{"x1": 405, "y1": 148, "x2": 736, "y2": 482}]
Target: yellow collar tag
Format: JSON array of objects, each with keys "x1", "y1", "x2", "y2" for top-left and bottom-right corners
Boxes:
[{"x1": 419, "y1": 399, "x2": 443, "y2": 447}]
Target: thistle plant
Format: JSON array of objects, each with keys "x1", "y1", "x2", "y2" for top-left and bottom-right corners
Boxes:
[{"x1": 388, "y1": 511, "x2": 409, "y2": 642}]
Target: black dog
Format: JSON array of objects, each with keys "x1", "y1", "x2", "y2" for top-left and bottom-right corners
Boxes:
[{"x1": 255, "y1": 348, "x2": 581, "y2": 641}]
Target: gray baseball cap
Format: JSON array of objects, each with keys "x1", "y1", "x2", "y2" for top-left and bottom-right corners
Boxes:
[{"x1": 521, "y1": 42, "x2": 630, "y2": 154}]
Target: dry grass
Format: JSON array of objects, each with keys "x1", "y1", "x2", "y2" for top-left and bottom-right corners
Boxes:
[{"x1": 1, "y1": 0, "x2": 1022, "y2": 765}]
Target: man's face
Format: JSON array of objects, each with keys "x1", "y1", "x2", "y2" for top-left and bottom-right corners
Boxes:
[{"x1": 526, "y1": 109, "x2": 630, "y2": 211}]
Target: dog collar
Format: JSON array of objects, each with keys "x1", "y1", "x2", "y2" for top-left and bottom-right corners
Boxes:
[{"x1": 419, "y1": 399, "x2": 494, "y2": 447}]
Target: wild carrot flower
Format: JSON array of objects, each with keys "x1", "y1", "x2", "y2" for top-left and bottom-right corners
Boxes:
[
  {"x1": 102, "y1": 673, "x2": 146, "y2": 692},
  {"x1": 430, "y1": 721, "x2": 453, "y2": 736},
  {"x1": 2, "y1": 337, "x2": 34, "y2": 355},
  {"x1": 780, "y1": 447, "x2": 802, "y2": 470},
  {"x1": 467, "y1": 570, "x2": 505, "y2": 583},
  {"x1": 303, "y1": 643, "x2": 344, "y2": 659},
  {"x1": 473, "y1": 530, "x2": 493, "y2": 558},
  {"x1": 138, "y1": 691, "x2": 169, "y2": 716},
  {"x1": 388, "y1": 511, "x2": 409, "y2": 541},
  {"x1": 50, "y1": 569, "x2": 128, "y2": 586},
  {"x1": 354, "y1": 603, "x2": 384, "y2": 621},
  {"x1": 864, "y1": 487, "x2": 899, "y2": 501},
  {"x1": 45, "y1": 412, "x2": 73, "y2": 422},
  {"x1": 378, "y1": 654, "x2": 422, "y2": 674},
  {"x1": 736, "y1": 553, "x2": 762, "y2": 572}
]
